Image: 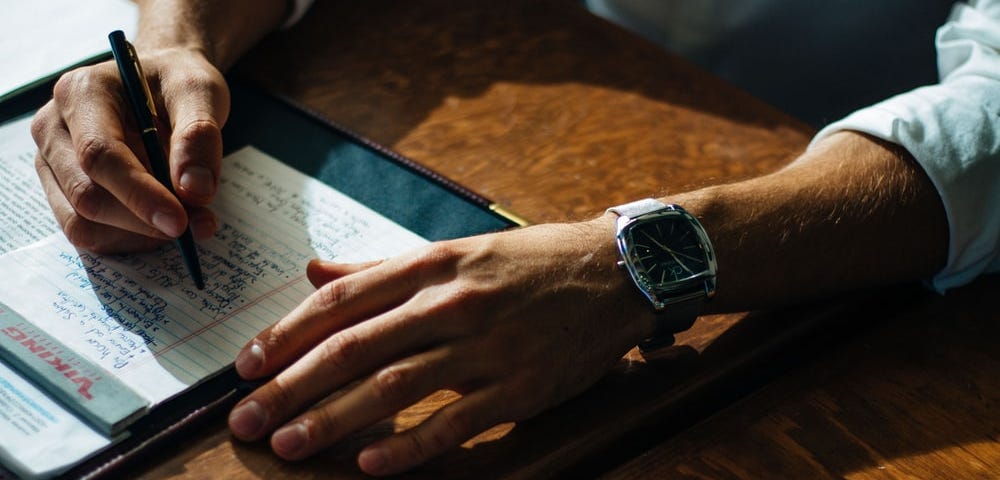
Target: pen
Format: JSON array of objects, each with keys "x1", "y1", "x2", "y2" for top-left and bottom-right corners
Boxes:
[{"x1": 108, "y1": 30, "x2": 205, "y2": 290}]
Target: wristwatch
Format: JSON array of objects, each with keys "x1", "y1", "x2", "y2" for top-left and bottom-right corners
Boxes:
[{"x1": 608, "y1": 198, "x2": 717, "y2": 351}]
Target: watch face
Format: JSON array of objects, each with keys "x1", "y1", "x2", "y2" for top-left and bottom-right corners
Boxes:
[{"x1": 622, "y1": 211, "x2": 712, "y2": 291}]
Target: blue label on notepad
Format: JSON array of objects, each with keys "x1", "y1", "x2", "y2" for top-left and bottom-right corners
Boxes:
[{"x1": 0, "y1": 302, "x2": 148, "y2": 436}]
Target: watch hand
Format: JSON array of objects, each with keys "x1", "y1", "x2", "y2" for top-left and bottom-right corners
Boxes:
[
  {"x1": 641, "y1": 232, "x2": 694, "y2": 274},
  {"x1": 666, "y1": 249, "x2": 694, "y2": 275},
  {"x1": 641, "y1": 231, "x2": 671, "y2": 251},
  {"x1": 666, "y1": 247, "x2": 702, "y2": 263},
  {"x1": 641, "y1": 231, "x2": 700, "y2": 267}
]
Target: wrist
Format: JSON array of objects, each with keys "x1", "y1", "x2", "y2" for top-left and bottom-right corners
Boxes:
[
  {"x1": 569, "y1": 214, "x2": 660, "y2": 347},
  {"x1": 134, "y1": 0, "x2": 289, "y2": 71},
  {"x1": 606, "y1": 198, "x2": 718, "y2": 350}
]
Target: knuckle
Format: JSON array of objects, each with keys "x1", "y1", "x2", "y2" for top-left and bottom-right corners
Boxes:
[
  {"x1": 404, "y1": 430, "x2": 429, "y2": 462},
  {"x1": 65, "y1": 177, "x2": 106, "y2": 221},
  {"x1": 304, "y1": 409, "x2": 339, "y2": 441},
  {"x1": 175, "y1": 118, "x2": 221, "y2": 149},
  {"x1": 372, "y1": 364, "x2": 414, "y2": 403},
  {"x1": 30, "y1": 104, "x2": 55, "y2": 144},
  {"x1": 263, "y1": 323, "x2": 294, "y2": 352},
  {"x1": 445, "y1": 281, "x2": 481, "y2": 309},
  {"x1": 76, "y1": 134, "x2": 114, "y2": 175},
  {"x1": 51, "y1": 69, "x2": 82, "y2": 103},
  {"x1": 437, "y1": 408, "x2": 472, "y2": 446},
  {"x1": 177, "y1": 69, "x2": 218, "y2": 93},
  {"x1": 61, "y1": 215, "x2": 97, "y2": 251},
  {"x1": 264, "y1": 376, "x2": 299, "y2": 412},
  {"x1": 318, "y1": 330, "x2": 365, "y2": 371},
  {"x1": 410, "y1": 242, "x2": 455, "y2": 270},
  {"x1": 314, "y1": 280, "x2": 353, "y2": 311},
  {"x1": 421, "y1": 281, "x2": 485, "y2": 323},
  {"x1": 53, "y1": 65, "x2": 110, "y2": 104}
]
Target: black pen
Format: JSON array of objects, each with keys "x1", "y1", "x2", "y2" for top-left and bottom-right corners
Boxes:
[{"x1": 109, "y1": 30, "x2": 205, "y2": 290}]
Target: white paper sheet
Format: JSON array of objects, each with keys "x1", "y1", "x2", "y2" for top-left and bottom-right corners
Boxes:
[
  {"x1": 0, "y1": 115, "x2": 60, "y2": 255},
  {"x1": 0, "y1": 146, "x2": 429, "y2": 477},
  {"x1": 0, "y1": 0, "x2": 138, "y2": 101}
]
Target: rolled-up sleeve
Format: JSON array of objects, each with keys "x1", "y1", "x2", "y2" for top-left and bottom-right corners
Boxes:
[{"x1": 810, "y1": 0, "x2": 1000, "y2": 292}]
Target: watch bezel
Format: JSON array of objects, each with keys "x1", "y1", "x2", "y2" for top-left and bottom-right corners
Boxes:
[{"x1": 615, "y1": 206, "x2": 717, "y2": 311}]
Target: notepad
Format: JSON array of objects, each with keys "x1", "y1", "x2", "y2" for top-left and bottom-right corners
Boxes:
[{"x1": 0, "y1": 115, "x2": 428, "y2": 478}]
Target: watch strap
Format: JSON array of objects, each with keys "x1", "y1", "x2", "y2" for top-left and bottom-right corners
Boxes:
[
  {"x1": 606, "y1": 198, "x2": 667, "y2": 220},
  {"x1": 638, "y1": 298, "x2": 701, "y2": 352}
]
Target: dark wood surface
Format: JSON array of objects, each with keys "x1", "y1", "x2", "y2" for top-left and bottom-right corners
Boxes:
[
  {"x1": 126, "y1": 1, "x2": 999, "y2": 478},
  {"x1": 604, "y1": 276, "x2": 1000, "y2": 479}
]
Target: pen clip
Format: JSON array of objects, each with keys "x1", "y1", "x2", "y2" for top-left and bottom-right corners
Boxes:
[{"x1": 125, "y1": 41, "x2": 159, "y2": 120}]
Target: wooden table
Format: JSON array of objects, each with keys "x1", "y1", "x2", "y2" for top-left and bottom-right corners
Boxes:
[{"x1": 130, "y1": 0, "x2": 1000, "y2": 478}]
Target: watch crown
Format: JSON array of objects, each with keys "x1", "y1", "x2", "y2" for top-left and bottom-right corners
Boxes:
[{"x1": 616, "y1": 260, "x2": 626, "y2": 268}]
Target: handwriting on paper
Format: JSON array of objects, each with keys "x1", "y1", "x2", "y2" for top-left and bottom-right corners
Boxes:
[{"x1": 0, "y1": 146, "x2": 428, "y2": 406}]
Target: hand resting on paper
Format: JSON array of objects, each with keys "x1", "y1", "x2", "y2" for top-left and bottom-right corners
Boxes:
[{"x1": 228, "y1": 217, "x2": 655, "y2": 475}]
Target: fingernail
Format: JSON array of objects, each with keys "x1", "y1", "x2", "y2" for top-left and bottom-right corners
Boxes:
[
  {"x1": 151, "y1": 211, "x2": 182, "y2": 237},
  {"x1": 235, "y1": 342, "x2": 264, "y2": 376},
  {"x1": 272, "y1": 423, "x2": 308, "y2": 457},
  {"x1": 179, "y1": 166, "x2": 215, "y2": 198},
  {"x1": 229, "y1": 400, "x2": 266, "y2": 439},
  {"x1": 358, "y1": 447, "x2": 390, "y2": 475}
]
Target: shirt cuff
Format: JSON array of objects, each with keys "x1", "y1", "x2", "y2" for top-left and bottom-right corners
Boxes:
[{"x1": 809, "y1": 76, "x2": 1000, "y2": 293}]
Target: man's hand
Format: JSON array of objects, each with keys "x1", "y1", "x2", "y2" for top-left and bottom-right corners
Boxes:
[
  {"x1": 227, "y1": 218, "x2": 654, "y2": 475},
  {"x1": 29, "y1": 0, "x2": 291, "y2": 254},
  {"x1": 31, "y1": 47, "x2": 229, "y2": 253},
  {"x1": 222, "y1": 131, "x2": 949, "y2": 475}
]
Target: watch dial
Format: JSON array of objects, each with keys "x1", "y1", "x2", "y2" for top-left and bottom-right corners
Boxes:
[{"x1": 625, "y1": 215, "x2": 708, "y2": 288}]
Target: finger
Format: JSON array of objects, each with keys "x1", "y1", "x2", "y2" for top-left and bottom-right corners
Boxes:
[
  {"x1": 357, "y1": 387, "x2": 505, "y2": 476},
  {"x1": 267, "y1": 346, "x2": 477, "y2": 461},
  {"x1": 160, "y1": 66, "x2": 230, "y2": 206},
  {"x1": 230, "y1": 324, "x2": 472, "y2": 445},
  {"x1": 35, "y1": 151, "x2": 168, "y2": 254},
  {"x1": 53, "y1": 65, "x2": 188, "y2": 238},
  {"x1": 32, "y1": 105, "x2": 172, "y2": 240},
  {"x1": 188, "y1": 207, "x2": 218, "y2": 239},
  {"x1": 234, "y1": 257, "x2": 423, "y2": 379},
  {"x1": 306, "y1": 258, "x2": 385, "y2": 287}
]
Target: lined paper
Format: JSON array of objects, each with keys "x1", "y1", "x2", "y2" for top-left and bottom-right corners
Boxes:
[{"x1": 0, "y1": 146, "x2": 429, "y2": 404}]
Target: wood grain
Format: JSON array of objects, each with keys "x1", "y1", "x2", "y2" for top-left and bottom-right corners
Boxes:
[
  {"x1": 121, "y1": 0, "x2": 883, "y2": 478},
  {"x1": 234, "y1": 0, "x2": 811, "y2": 223},
  {"x1": 604, "y1": 276, "x2": 1000, "y2": 479}
]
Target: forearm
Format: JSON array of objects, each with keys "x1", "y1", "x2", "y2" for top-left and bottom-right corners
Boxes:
[
  {"x1": 667, "y1": 131, "x2": 948, "y2": 312},
  {"x1": 134, "y1": 0, "x2": 291, "y2": 70}
]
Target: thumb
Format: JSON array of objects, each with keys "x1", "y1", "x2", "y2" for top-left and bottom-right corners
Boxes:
[{"x1": 164, "y1": 68, "x2": 230, "y2": 207}]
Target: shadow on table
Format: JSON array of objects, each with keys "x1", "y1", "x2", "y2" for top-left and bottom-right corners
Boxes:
[{"x1": 235, "y1": 0, "x2": 811, "y2": 148}]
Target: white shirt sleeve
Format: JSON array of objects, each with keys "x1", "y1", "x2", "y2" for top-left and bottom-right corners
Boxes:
[
  {"x1": 281, "y1": 0, "x2": 315, "y2": 29},
  {"x1": 809, "y1": 0, "x2": 1000, "y2": 292}
]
